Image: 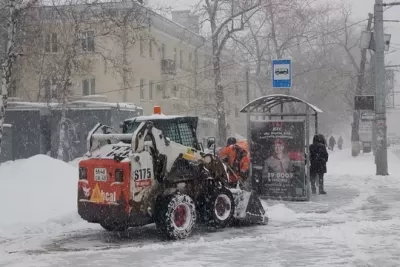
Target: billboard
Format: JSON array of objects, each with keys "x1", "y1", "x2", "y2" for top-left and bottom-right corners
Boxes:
[
  {"x1": 250, "y1": 120, "x2": 306, "y2": 200},
  {"x1": 354, "y1": 95, "x2": 374, "y2": 111}
]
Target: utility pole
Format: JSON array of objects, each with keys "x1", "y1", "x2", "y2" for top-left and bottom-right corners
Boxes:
[
  {"x1": 374, "y1": 0, "x2": 389, "y2": 175},
  {"x1": 352, "y1": 13, "x2": 374, "y2": 157}
]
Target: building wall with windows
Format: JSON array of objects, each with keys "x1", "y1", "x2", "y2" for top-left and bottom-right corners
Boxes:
[{"x1": 15, "y1": 2, "x2": 246, "y2": 136}]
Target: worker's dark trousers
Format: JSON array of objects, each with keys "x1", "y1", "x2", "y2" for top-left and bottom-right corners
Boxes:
[{"x1": 310, "y1": 172, "x2": 326, "y2": 194}]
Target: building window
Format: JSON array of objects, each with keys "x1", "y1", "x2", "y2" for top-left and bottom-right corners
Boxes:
[
  {"x1": 140, "y1": 38, "x2": 144, "y2": 56},
  {"x1": 44, "y1": 77, "x2": 61, "y2": 99},
  {"x1": 173, "y1": 85, "x2": 178, "y2": 98},
  {"x1": 149, "y1": 38, "x2": 153, "y2": 58},
  {"x1": 162, "y1": 85, "x2": 167, "y2": 99},
  {"x1": 82, "y1": 78, "x2": 95, "y2": 95},
  {"x1": 161, "y1": 43, "x2": 165, "y2": 60},
  {"x1": 174, "y1": 48, "x2": 177, "y2": 65},
  {"x1": 179, "y1": 50, "x2": 183, "y2": 69},
  {"x1": 8, "y1": 80, "x2": 16, "y2": 97},
  {"x1": 81, "y1": 31, "x2": 94, "y2": 52},
  {"x1": 149, "y1": 80, "x2": 153, "y2": 100},
  {"x1": 140, "y1": 79, "x2": 145, "y2": 100},
  {"x1": 45, "y1": 33, "x2": 58, "y2": 53},
  {"x1": 189, "y1": 52, "x2": 192, "y2": 69},
  {"x1": 235, "y1": 84, "x2": 239, "y2": 96},
  {"x1": 194, "y1": 52, "x2": 198, "y2": 70}
]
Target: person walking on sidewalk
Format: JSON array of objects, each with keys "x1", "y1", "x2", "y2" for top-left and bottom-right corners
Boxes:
[
  {"x1": 338, "y1": 136, "x2": 343, "y2": 150},
  {"x1": 310, "y1": 134, "x2": 329, "y2": 194},
  {"x1": 328, "y1": 136, "x2": 336, "y2": 150}
]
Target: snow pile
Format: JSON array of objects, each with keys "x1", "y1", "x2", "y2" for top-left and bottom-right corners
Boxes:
[
  {"x1": 69, "y1": 157, "x2": 83, "y2": 168},
  {"x1": 0, "y1": 155, "x2": 81, "y2": 238}
]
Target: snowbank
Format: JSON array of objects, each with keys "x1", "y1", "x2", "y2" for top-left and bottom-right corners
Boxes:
[
  {"x1": 0, "y1": 155, "x2": 80, "y2": 236},
  {"x1": 69, "y1": 157, "x2": 84, "y2": 167}
]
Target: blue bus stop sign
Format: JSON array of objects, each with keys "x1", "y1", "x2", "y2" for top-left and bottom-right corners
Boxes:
[{"x1": 272, "y1": 59, "x2": 292, "y2": 89}]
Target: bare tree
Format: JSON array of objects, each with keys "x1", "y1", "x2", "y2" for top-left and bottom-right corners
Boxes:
[
  {"x1": 229, "y1": 0, "x2": 365, "y2": 133},
  {"x1": 17, "y1": 0, "x2": 154, "y2": 161},
  {"x1": 197, "y1": 0, "x2": 260, "y2": 144},
  {"x1": 92, "y1": 1, "x2": 151, "y2": 102},
  {"x1": 0, "y1": 0, "x2": 38, "y2": 156},
  {"x1": 29, "y1": 0, "x2": 100, "y2": 161}
]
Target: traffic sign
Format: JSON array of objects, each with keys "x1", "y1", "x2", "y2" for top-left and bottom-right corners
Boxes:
[
  {"x1": 361, "y1": 112, "x2": 375, "y2": 121},
  {"x1": 272, "y1": 59, "x2": 292, "y2": 89}
]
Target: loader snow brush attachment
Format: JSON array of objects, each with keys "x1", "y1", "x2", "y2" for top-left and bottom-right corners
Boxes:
[{"x1": 229, "y1": 188, "x2": 268, "y2": 226}]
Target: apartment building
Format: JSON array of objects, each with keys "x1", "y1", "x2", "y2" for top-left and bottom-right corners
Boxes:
[{"x1": 13, "y1": 1, "x2": 246, "y2": 135}]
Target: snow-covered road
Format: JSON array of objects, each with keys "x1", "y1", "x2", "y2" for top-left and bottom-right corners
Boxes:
[{"x1": 1, "y1": 148, "x2": 400, "y2": 267}]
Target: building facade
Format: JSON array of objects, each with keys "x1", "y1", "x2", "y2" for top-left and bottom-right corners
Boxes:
[{"x1": 13, "y1": 1, "x2": 247, "y2": 136}]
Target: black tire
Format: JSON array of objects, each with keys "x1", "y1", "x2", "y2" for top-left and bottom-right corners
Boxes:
[
  {"x1": 155, "y1": 192, "x2": 197, "y2": 240},
  {"x1": 203, "y1": 187, "x2": 235, "y2": 228},
  {"x1": 100, "y1": 222, "x2": 129, "y2": 232}
]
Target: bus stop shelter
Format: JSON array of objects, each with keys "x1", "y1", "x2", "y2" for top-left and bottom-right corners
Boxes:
[{"x1": 240, "y1": 94, "x2": 323, "y2": 201}]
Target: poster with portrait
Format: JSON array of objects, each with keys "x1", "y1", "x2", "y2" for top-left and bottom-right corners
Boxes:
[{"x1": 250, "y1": 120, "x2": 306, "y2": 200}]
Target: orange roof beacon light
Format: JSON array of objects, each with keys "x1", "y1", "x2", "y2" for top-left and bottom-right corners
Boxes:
[{"x1": 153, "y1": 105, "x2": 161, "y2": 115}]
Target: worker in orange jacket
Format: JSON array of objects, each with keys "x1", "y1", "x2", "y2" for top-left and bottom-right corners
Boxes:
[{"x1": 219, "y1": 137, "x2": 250, "y2": 184}]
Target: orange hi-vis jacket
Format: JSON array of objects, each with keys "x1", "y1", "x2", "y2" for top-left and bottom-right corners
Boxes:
[{"x1": 219, "y1": 143, "x2": 250, "y2": 183}]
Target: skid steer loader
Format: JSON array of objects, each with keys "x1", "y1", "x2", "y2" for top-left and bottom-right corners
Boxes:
[{"x1": 77, "y1": 107, "x2": 268, "y2": 240}]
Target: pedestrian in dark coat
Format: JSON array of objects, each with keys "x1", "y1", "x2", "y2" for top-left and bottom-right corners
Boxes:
[
  {"x1": 328, "y1": 136, "x2": 336, "y2": 150},
  {"x1": 338, "y1": 136, "x2": 343, "y2": 150},
  {"x1": 309, "y1": 134, "x2": 329, "y2": 194}
]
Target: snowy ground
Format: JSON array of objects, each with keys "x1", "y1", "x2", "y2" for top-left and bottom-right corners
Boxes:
[{"x1": 1, "y1": 149, "x2": 400, "y2": 267}]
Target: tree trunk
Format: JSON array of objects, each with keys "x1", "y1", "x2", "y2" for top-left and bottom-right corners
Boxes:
[
  {"x1": 0, "y1": 0, "x2": 18, "y2": 156},
  {"x1": 57, "y1": 104, "x2": 67, "y2": 161},
  {"x1": 57, "y1": 23, "x2": 78, "y2": 161},
  {"x1": 212, "y1": 39, "x2": 227, "y2": 145},
  {"x1": 122, "y1": 24, "x2": 129, "y2": 102}
]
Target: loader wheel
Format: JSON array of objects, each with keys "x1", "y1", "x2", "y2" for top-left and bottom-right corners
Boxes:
[
  {"x1": 204, "y1": 187, "x2": 235, "y2": 228},
  {"x1": 100, "y1": 222, "x2": 129, "y2": 232},
  {"x1": 155, "y1": 193, "x2": 196, "y2": 240}
]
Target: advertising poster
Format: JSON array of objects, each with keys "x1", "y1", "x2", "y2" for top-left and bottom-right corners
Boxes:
[{"x1": 250, "y1": 120, "x2": 306, "y2": 200}]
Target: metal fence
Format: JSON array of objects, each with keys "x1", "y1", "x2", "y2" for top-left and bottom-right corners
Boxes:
[{"x1": 1, "y1": 103, "x2": 143, "y2": 163}]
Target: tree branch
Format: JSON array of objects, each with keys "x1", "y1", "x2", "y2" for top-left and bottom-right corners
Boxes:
[{"x1": 213, "y1": 0, "x2": 260, "y2": 39}]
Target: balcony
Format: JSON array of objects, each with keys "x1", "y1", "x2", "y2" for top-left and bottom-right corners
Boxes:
[{"x1": 161, "y1": 59, "x2": 176, "y2": 75}]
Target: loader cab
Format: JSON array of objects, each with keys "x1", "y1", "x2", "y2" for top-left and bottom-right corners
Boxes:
[{"x1": 121, "y1": 111, "x2": 203, "y2": 151}]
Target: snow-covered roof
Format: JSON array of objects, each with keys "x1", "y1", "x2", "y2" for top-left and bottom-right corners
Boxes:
[
  {"x1": 70, "y1": 100, "x2": 143, "y2": 110},
  {"x1": 6, "y1": 100, "x2": 143, "y2": 110},
  {"x1": 3, "y1": 124, "x2": 12, "y2": 128},
  {"x1": 7, "y1": 101, "x2": 59, "y2": 108},
  {"x1": 125, "y1": 113, "x2": 194, "y2": 122}
]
